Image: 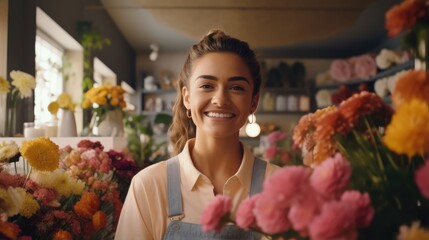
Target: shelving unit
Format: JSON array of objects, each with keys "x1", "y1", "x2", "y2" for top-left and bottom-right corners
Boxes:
[{"x1": 315, "y1": 60, "x2": 414, "y2": 90}]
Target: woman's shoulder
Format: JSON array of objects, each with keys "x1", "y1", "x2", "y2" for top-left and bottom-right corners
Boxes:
[
  {"x1": 132, "y1": 159, "x2": 169, "y2": 186},
  {"x1": 265, "y1": 161, "x2": 282, "y2": 177}
]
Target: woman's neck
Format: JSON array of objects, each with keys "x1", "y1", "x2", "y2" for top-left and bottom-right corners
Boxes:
[{"x1": 190, "y1": 135, "x2": 243, "y2": 185}]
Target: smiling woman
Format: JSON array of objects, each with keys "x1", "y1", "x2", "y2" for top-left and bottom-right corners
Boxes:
[{"x1": 115, "y1": 30, "x2": 279, "y2": 240}]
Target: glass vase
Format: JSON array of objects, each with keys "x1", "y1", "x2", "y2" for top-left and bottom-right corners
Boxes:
[{"x1": 5, "y1": 106, "x2": 16, "y2": 137}]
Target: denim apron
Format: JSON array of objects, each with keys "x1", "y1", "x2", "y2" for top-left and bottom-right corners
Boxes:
[{"x1": 163, "y1": 156, "x2": 266, "y2": 240}]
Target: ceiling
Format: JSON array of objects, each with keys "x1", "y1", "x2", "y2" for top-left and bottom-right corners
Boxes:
[{"x1": 99, "y1": 0, "x2": 400, "y2": 58}]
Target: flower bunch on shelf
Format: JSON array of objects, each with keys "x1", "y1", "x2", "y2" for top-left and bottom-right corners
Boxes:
[
  {"x1": 82, "y1": 84, "x2": 127, "y2": 125},
  {"x1": 0, "y1": 138, "x2": 140, "y2": 239}
]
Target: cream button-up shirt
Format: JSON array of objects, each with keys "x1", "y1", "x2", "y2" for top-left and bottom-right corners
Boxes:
[{"x1": 114, "y1": 139, "x2": 279, "y2": 240}]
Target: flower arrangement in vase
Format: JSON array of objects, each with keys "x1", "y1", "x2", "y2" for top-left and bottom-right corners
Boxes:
[
  {"x1": 0, "y1": 70, "x2": 36, "y2": 137},
  {"x1": 82, "y1": 84, "x2": 127, "y2": 137},
  {"x1": 201, "y1": 1, "x2": 429, "y2": 239},
  {"x1": 48, "y1": 92, "x2": 77, "y2": 137}
]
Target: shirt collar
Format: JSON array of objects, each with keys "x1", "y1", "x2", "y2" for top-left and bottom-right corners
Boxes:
[{"x1": 177, "y1": 139, "x2": 255, "y2": 191}]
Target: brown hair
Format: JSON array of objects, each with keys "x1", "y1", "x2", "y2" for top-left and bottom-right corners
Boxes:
[{"x1": 168, "y1": 30, "x2": 262, "y2": 155}]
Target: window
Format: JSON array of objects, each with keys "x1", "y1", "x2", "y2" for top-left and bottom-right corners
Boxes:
[{"x1": 34, "y1": 31, "x2": 64, "y2": 125}]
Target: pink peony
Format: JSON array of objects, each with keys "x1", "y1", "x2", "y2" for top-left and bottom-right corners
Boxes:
[
  {"x1": 267, "y1": 131, "x2": 288, "y2": 143},
  {"x1": 263, "y1": 166, "x2": 312, "y2": 208},
  {"x1": 329, "y1": 59, "x2": 352, "y2": 82},
  {"x1": 310, "y1": 153, "x2": 351, "y2": 199},
  {"x1": 201, "y1": 195, "x2": 232, "y2": 233},
  {"x1": 253, "y1": 193, "x2": 291, "y2": 234},
  {"x1": 341, "y1": 191, "x2": 374, "y2": 227},
  {"x1": 309, "y1": 201, "x2": 357, "y2": 240},
  {"x1": 264, "y1": 146, "x2": 278, "y2": 161},
  {"x1": 288, "y1": 190, "x2": 320, "y2": 233},
  {"x1": 354, "y1": 54, "x2": 377, "y2": 80},
  {"x1": 415, "y1": 160, "x2": 429, "y2": 199},
  {"x1": 236, "y1": 194, "x2": 259, "y2": 229},
  {"x1": 34, "y1": 188, "x2": 59, "y2": 206}
]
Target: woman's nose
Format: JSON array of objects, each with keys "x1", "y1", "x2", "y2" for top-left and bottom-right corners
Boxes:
[{"x1": 211, "y1": 89, "x2": 230, "y2": 106}]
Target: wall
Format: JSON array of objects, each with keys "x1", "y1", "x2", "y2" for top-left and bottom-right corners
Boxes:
[
  {"x1": 0, "y1": 0, "x2": 8, "y2": 135},
  {"x1": 6, "y1": 0, "x2": 135, "y2": 134}
]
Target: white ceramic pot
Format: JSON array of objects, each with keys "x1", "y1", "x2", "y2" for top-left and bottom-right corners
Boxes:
[
  {"x1": 58, "y1": 110, "x2": 77, "y2": 137},
  {"x1": 95, "y1": 110, "x2": 124, "y2": 137}
]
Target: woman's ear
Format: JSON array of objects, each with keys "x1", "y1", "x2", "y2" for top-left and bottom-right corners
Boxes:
[
  {"x1": 250, "y1": 93, "x2": 260, "y2": 113},
  {"x1": 182, "y1": 86, "x2": 190, "y2": 109}
]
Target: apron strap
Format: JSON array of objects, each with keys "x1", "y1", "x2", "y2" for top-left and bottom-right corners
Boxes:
[
  {"x1": 250, "y1": 158, "x2": 267, "y2": 196},
  {"x1": 166, "y1": 157, "x2": 184, "y2": 221}
]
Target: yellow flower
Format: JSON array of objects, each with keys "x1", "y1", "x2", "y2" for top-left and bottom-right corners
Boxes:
[
  {"x1": 384, "y1": 99, "x2": 429, "y2": 158},
  {"x1": 19, "y1": 137, "x2": 60, "y2": 171},
  {"x1": 48, "y1": 101, "x2": 60, "y2": 115},
  {"x1": 397, "y1": 221, "x2": 429, "y2": 240},
  {"x1": 49, "y1": 93, "x2": 75, "y2": 115},
  {"x1": 0, "y1": 75, "x2": 10, "y2": 95},
  {"x1": 31, "y1": 169, "x2": 85, "y2": 197},
  {"x1": 0, "y1": 187, "x2": 26, "y2": 217},
  {"x1": 10, "y1": 70, "x2": 36, "y2": 99},
  {"x1": 19, "y1": 193, "x2": 39, "y2": 218},
  {"x1": 0, "y1": 141, "x2": 19, "y2": 162},
  {"x1": 57, "y1": 93, "x2": 73, "y2": 109}
]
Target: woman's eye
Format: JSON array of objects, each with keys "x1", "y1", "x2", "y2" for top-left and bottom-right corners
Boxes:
[
  {"x1": 230, "y1": 85, "x2": 245, "y2": 91},
  {"x1": 199, "y1": 84, "x2": 213, "y2": 89}
]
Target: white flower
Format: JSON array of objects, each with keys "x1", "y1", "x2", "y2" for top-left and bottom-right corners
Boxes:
[
  {"x1": 0, "y1": 76, "x2": 10, "y2": 96},
  {"x1": 374, "y1": 78, "x2": 389, "y2": 98},
  {"x1": 10, "y1": 70, "x2": 36, "y2": 99},
  {"x1": 375, "y1": 49, "x2": 401, "y2": 70},
  {"x1": 0, "y1": 141, "x2": 19, "y2": 162},
  {"x1": 5, "y1": 187, "x2": 26, "y2": 217},
  {"x1": 388, "y1": 70, "x2": 407, "y2": 94},
  {"x1": 315, "y1": 89, "x2": 333, "y2": 108}
]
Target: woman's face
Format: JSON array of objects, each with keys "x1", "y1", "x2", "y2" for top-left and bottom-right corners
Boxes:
[{"x1": 182, "y1": 52, "x2": 259, "y2": 138}]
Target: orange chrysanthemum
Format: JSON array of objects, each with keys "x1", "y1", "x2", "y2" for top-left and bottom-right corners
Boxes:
[
  {"x1": 384, "y1": 99, "x2": 429, "y2": 158},
  {"x1": 92, "y1": 211, "x2": 107, "y2": 231},
  {"x1": 53, "y1": 230, "x2": 73, "y2": 240},
  {"x1": 392, "y1": 70, "x2": 429, "y2": 109},
  {"x1": 339, "y1": 91, "x2": 392, "y2": 128},
  {"x1": 293, "y1": 106, "x2": 337, "y2": 150},
  {"x1": 19, "y1": 137, "x2": 59, "y2": 171},
  {"x1": 73, "y1": 191, "x2": 100, "y2": 219},
  {"x1": 0, "y1": 220, "x2": 21, "y2": 240},
  {"x1": 385, "y1": 0, "x2": 428, "y2": 37}
]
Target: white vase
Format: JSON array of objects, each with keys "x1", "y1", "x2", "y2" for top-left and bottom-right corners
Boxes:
[
  {"x1": 95, "y1": 110, "x2": 124, "y2": 137},
  {"x1": 58, "y1": 110, "x2": 77, "y2": 137}
]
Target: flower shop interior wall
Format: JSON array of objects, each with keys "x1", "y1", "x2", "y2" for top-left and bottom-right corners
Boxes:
[
  {"x1": 0, "y1": 0, "x2": 8, "y2": 135},
  {"x1": 3, "y1": 0, "x2": 136, "y2": 136}
]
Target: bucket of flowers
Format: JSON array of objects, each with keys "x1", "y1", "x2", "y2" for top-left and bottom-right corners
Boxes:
[{"x1": 201, "y1": 1, "x2": 429, "y2": 239}]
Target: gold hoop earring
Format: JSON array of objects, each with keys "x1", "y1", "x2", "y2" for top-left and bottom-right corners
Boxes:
[
  {"x1": 186, "y1": 109, "x2": 192, "y2": 118},
  {"x1": 248, "y1": 113, "x2": 256, "y2": 124}
]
